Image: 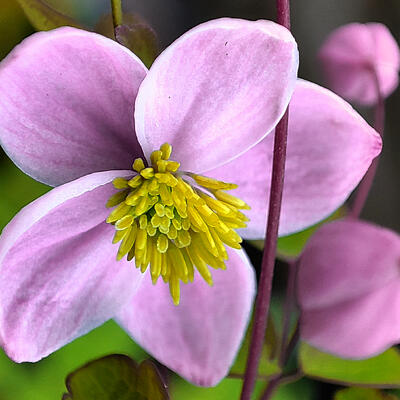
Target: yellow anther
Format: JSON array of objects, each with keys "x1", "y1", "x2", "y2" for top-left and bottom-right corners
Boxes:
[
  {"x1": 128, "y1": 175, "x2": 142, "y2": 188},
  {"x1": 115, "y1": 215, "x2": 134, "y2": 230},
  {"x1": 136, "y1": 228, "x2": 147, "y2": 251},
  {"x1": 107, "y1": 203, "x2": 131, "y2": 223},
  {"x1": 159, "y1": 216, "x2": 171, "y2": 234},
  {"x1": 189, "y1": 174, "x2": 238, "y2": 190},
  {"x1": 172, "y1": 218, "x2": 181, "y2": 230},
  {"x1": 106, "y1": 190, "x2": 128, "y2": 208},
  {"x1": 148, "y1": 178, "x2": 160, "y2": 194},
  {"x1": 159, "y1": 183, "x2": 173, "y2": 206},
  {"x1": 150, "y1": 150, "x2": 162, "y2": 165},
  {"x1": 213, "y1": 190, "x2": 251, "y2": 210},
  {"x1": 139, "y1": 215, "x2": 148, "y2": 229},
  {"x1": 151, "y1": 214, "x2": 162, "y2": 228},
  {"x1": 157, "y1": 234, "x2": 169, "y2": 253},
  {"x1": 135, "y1": 195, "x2": 150, "y2": 216},
  {"x1": 133, "y1": 158, "x2": 145, "y2": 172},
  {"x1": 177, "y1": 229, "x2": 191, "y2": 247},
  {"x1": 160, "y1": 143, "x2": 172, "y2": 160},
  {"x1": 117, "y1": 224, "x2": 138, "y2": 260},
  {"x1": 146, "y1": 224, "x2": 157, "y2": 236},
  {"x1": 187, "y1": 244, "x2": 213, "y2": 286},
  {"x1": 157, "y1": 159, "x2": 167, "y2": 173},
  {"x1": 113, "y1": 177, "x2": 129, "y2": 189},
  {"x1": 155, "y1": 203, "x2": 165, "y2": 217},
  {"x1": 187, "y1": 205, "x2": 207, "y2": 232},
  {"x1": 106, "y1": 142, "x2": 249, "y2": 305},
  {"x1": 155, "y1": 172, "x2": 178, "y2": 187},
  {"x1": 165, "y1": 161, "x2": 180, "y2": 173},
  {"x1": 113, "y1": 229, "x2": 128, "y2": 244},
  {"x1": 165, "y1": 206, "x2": 174, "y2": 219},
  {"x1": 167, "y1": 224, "x2": 178, "y2": 239},
  {"x1": 182, "y1": 218, "x2": 191, "y2": 230},
  {"x1": 140, "y1": 167, "x2": 155, "y2": 179}
]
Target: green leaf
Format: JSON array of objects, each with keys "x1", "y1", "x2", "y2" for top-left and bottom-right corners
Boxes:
[
  {"x1": 230, "y1": 315, "x2": 281, "y2": 379},
  {"x1": 63, "y1": 355, "x2": 169, "y2": 400},
  {"x1": 95, "y1": 13, "x2": 159, "y2": 68},
  {"x1": 277, "y1": 207, "x2": 346, "y2": 259},
  {"x1": 15, "y1": 0, "x2": 84, "y2": 31},
  {"x1": 115, "y1": 23, "x2": 159, "y2": 68},
  {"x1": 249, "y1": 207, "x2": 347, "y2": 257},
  {"x1": 299, "y1": 342, "x2": 400, "y2": 388},
  {"x1": 334, "y1": 387, "x2": 399, "y2": 400}
]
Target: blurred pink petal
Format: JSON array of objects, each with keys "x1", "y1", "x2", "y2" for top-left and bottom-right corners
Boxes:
[
  {"x1": 319, "y1": 23, "x2": 400, "y2": 105},
  {"x1": 0, "y1": 171, "x2": 143, "y2": 362},
  {"x1": 0, "y1": 27, "x2": 147, "y2": 186},
  {"x1": 298, "y1": 219, "x2": 400, "y2": 358},
  {"x1": 135, "y1": 18, "x2": 298, "y2": 172},
  {"x1": 208, "y1": 80, "x2": 382, "y2": 238},
  {"x1": 116, "y1": 248, "x2": 256, "y2": 387}
]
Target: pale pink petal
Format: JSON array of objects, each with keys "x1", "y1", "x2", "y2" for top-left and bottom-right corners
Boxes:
[
  {"x1": 208, "y1": 80, "x2": 382, "y2": 239},
  {"x1": 301, "y1": 281, "x2": 400, "y2": 358},
  {"x1": 135, "y1": 18, "x2": 298, "y2": 172},
  {"x1": 297, "y1": 219, "x2": 400, "y2": 309},
  {"x1": 116, "y1": 248, "x2": 256, "y2": 386},
  {"x1": 319, "y1": 23, "x2": 400, "y2": 105},
  {"x1": 0, "y1": 170, "x2": 143, "y2": 362},
  {"x1": 0, "y1": 27, "x2": 147, "y2": 186}
]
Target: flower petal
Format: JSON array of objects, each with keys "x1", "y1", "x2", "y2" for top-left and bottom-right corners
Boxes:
[
  {"x1": 0, "y1": 170, "x2": 142, "y2": 362},
  {"x1": 301, "y1": 281, "x2": 400, "y2": 358},
  {"x1": 0, "y1": 27, "x2": 147, "y2": 186},
  {"x1": 297, "y1": 219, "x2": 400, "y2": 310},
  {"x1": 116, "y1": 248, "x2": 256, "y2": 386},
  {"x1": 207, "y1": 80, "x2": 382, "y2": 239},
  {"x1": 135, "y1": 18, "x2": 298, "y2": 171},
  {"x1": 319, "y1": 23, "x2": 400, "y2": 105},
  {"x1": 298, "y1": 219, "x2": 400, "y2": 358}
]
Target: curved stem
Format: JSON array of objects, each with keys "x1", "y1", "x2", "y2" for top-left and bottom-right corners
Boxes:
[
  {"x1": 350, "y1": 71, "x2": 385, "y2": 218},
  {"x1": 240, "y1": 3, "x2": 291, "y2": 398},
  {"x1": 111, "y1": 0, "x2": 123, "y2": 29}
]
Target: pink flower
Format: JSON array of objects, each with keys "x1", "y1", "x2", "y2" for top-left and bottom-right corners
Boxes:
[
  {"x1": 298, "y1": 219, "x2": 400, "y2": 358},
  {"x1": 0, "y1": 18, "x2": 380, "y2": 385},
  {"x1": 319, "y1": 23, "x2": 400, "y2": 105}
]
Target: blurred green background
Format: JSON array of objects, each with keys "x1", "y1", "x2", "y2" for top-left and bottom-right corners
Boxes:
[{"x1": 0, "y1": 0, "x2": 399, "y2": 399}]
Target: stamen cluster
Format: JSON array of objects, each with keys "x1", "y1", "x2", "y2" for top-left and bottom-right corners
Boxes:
[{"x1": 106, "y1": 143, "x2": 250, "y2": 304}]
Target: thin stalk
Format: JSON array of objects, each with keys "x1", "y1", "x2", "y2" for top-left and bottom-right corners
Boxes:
[
  {"x1": 111, "y1": 0, "x2": 123, "y2": 29},
  {"x1": 278, "y1": 261, "x2": 297, "y2": 368},
  {"x1": 240, "y1": 2, "x2": 291, "y2": 397},
  {"x1": 350, "y1": 72, "x2": 385, "y2": 218}
]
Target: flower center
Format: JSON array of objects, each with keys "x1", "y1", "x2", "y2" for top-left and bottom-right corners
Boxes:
[{"x1": 106, "y1": 143, "x2": 250, "y2": 305}]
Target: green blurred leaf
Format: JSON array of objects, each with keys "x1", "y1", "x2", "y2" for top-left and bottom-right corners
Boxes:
[
  {"x1": 95, "y1": 13, "x2": 159, "y2": 68},
  {"x1": 250, "y1": 207, "x2": 346, "y2": 258},
  {"x1": 299, "y1": 342, "x2": 400, "y2": 388},
  {"x1": 334, "y1": 387, "x2": 399, "y2": 400},
  {"x1": 63, "y1": 355, "x2": 169, "y2": 400},
  {"x1": 15, "y1": 0, "x2": 85, "y2": 31},
  {"x1": 230, "y1": 315, "x2": 281, "y2": 379},
  {"x1": 171, "y1": 375, "x2": 316, "y2": 400},
  {"x1": 277, "y1": 207, "x2": 346, "y2": 259},
  {"x1": 0, "y1": 157, "x2": 49, "y2": 229}
]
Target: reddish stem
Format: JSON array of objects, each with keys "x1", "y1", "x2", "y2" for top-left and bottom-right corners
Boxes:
[
  {"x1": 350, "y1": 72, "x2": 385, "y2": 218},
  {"x1": 240, "y1": 3, "x2": 291, "y2": 397}
]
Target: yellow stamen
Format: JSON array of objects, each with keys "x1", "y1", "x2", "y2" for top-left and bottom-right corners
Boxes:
[{"x1": 106, "y1": 143, "x2": 250, "y2": 305}]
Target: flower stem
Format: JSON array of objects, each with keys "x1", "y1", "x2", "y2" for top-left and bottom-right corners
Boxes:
[
  {"x1": 350, "y1": 72, "x2": 385, "y2": 218},
  {"x1": 111, "y1": 0, "x2": 123, "y2": 29},
  {"x1": 278, "y1": 261, "x2": 297, "y2": 368},
  {"x1": 240, "y1": 3, "x2": 291, "y2": 398}
]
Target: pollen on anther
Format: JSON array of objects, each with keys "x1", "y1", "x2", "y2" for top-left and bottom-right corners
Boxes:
[{"x1": 106, "y1": 142, "x2": 250, "y2": 306}]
